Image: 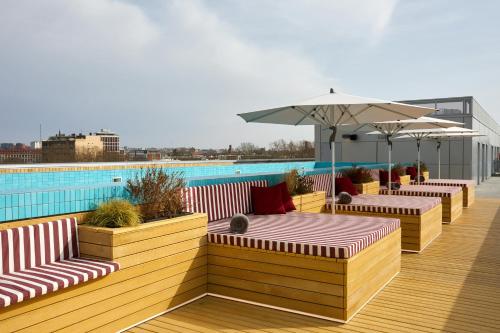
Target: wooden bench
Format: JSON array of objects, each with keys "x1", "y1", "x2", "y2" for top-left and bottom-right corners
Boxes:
[
  {"x1": 0, "y1": 218, "x2": 119, "y2": 309},
  {"x1": 185, "y1": 180, "x2": 401, "y2": 323}
]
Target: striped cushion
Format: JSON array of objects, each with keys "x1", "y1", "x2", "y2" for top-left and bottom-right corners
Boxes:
[
  {"x1": 418, "y1": 179, "x2": 475, "y2": 188},
  {"x1": 183, "y1": 180, "x2": 267, "y2": 222},
  {"x1": 380, "y1": 184, "x2": 462, "y2": 197},
  {"x1": 208, "y1": 212, "x2": 400, "y2": 259},
  {"x1": 327, "y1": 194, "x2": 441, "y2": 215},
  {"x1": 307, "y1": 173, "x2": 347, "y2": 198},
  {"x1": 0, "y1": 218, "x2": 119, "y2": 308}
]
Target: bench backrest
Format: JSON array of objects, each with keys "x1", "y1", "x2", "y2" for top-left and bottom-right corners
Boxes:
[
  {"x1": 307, "y1": 173, "x2": 333, "y2": 197},
  {"x1": 183, "y1": 180, "x2": 267, "y2": 222},
  {"x1": 0, "y1": 218, "x2": 79, "y2": 274}
]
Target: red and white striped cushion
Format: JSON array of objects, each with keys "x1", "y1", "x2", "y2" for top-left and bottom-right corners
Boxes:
[
  {"x1": 306, "y1": 173, "x2": 341, "y2": 197},
  {"x1": 0, "y1": 218, "x2": 119, "y2": 308},
  {"x1": 208, "y1": 212, "x2": 400, "y2": 259},
  {"x1": 380, "y1": 184, "x2": 462, "y2": 197},
  {"x1": 418, "y1": 179, "x2": 475, "y2": 188},
  {"x1": 183, "y1": 180, "x2": 267, "y2": 222},
  {"x1": 327, "y1": 194, "x2": 441, "y2": 215}
]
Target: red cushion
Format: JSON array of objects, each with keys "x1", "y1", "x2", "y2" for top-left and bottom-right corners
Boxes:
[
  {"x1": 251, "y1": 186, "x2": 286, "y2": 215},
  {"x1": 272, "y1": 182, "x2": 296, "y2": 212},
  {"x1": 379, "y1": 170, "x2": 401, "y2": 186},
  {"x1": 335, "y1": 177, "x2": 358, "y2": 196},
  {"x1": 406, "y1": 166, "x2": 418, "y2": 180}
]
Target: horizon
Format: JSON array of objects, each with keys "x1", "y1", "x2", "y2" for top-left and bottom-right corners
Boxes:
[{"x1": 1, "y1": 0, "x2": 499, "y2": 147}]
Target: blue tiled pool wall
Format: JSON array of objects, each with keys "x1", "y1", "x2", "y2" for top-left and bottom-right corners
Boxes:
[{"x1": 0, "y1": 161, "x2": 389, "y2": 222}]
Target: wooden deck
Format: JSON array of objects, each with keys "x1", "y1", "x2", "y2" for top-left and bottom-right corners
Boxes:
[{"x1": 128, "y1": 197, "x2": 500, "y2": 333}]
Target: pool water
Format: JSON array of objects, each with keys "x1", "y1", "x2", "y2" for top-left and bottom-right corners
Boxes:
[{"x1": 0, "y1": 161, "x2": 386, "y2": 222}]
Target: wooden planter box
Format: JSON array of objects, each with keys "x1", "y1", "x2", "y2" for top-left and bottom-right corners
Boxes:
[
  {"x1": 0, "y1": 213, "x2": 209, "y2": 333},
  {"x1": 399, "y1": 175, "x2": 411, "y2": 185},
  {"x1": 423, "y1": 171, "x2": 429, "y2": 181},
  {"x1": 353, "y1": 181, "x2": 380, "y2": 195},
  {"x1": 207, "y1": 228, "x2": 401, "y2": 322},
  {"x1": 292, "y1": 191, "x2": 326, "y2": 213}
]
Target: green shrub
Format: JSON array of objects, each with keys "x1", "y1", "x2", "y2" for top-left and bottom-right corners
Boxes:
[
  {"x1": 127, "y1": 168, "x2": 186, "y2": 221},
  {"x1": 391, "y1": 163, "x2": 406, "y2": 176},
  {"x1": 86, "y1": 200, "x2": 141, "y2": 228},
  {"x1": 413, "y1": 161, "x2": 428, "y2": 172},
  {"x1": 342, "y1": 167, "x2": 373, "y2": 184},
  {"x1": 284, "y1": 169, "x2": 314, "y2": 195}
]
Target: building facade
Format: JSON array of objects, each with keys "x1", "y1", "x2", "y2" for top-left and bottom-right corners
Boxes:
[
  {"x1": 92, "y1": 129, "x2": 120, "y2": 152},
  {"x1": 315, "y1": 96, "x2": 500, "y2": 184},
  {"x1": 42, "y1": 133, "x2": 104, "y2": 162},
  {"x1": 0, "y1": 148, "x2": 41, "y2": 164}
]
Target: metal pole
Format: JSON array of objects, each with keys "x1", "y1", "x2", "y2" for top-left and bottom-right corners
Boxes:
[
  {"x1": 387, "y1": 135, "x2": 392, "y2": 194},
  {"x1": 330, "y1": 126, "x2": 337, "y2": 215},
  {"x1": 437, "y1": 140, "x2": 441, "y2": 179},
  {"x1": 417, "y1": 138, "x2": 421, "y2": 184}
]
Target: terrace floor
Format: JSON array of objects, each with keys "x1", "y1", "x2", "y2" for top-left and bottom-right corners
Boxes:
[{"x1": 128, "y1": 193, "x2": 500, "y2": 332}]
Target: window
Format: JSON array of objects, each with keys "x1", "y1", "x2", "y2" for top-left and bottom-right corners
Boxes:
[{"x1": 434, "y1": 101, "x2": 463, "y2": 115}]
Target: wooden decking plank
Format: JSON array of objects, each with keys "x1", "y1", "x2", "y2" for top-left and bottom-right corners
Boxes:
[{"x1": 129, "y1": 198, "x2": 500, "y2": 332}]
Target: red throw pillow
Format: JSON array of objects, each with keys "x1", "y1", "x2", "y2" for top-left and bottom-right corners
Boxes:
[
  {"x1": 335, "y1": 177, "x2": 358, "y2": 196},
  {"x1": 380, "y1": 170, "x2": 401, "y2": 186},
  {"x1": 271, "y1": 182, "x2": 296, "y2": 212},
  {"x1": 406, "y1": 166, "x2": 418, "y2": 180},
  {"x1": 250, "y1": 186, "x2": 286, "y2": 215}
]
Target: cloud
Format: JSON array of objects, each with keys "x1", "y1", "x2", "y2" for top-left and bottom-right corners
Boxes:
[{"x1": 0, "y1": 0, "x2": 397, "y2": 147}]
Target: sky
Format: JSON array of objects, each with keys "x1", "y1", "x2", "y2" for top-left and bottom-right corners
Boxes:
[{"x1": 0, "y1": 0, "x2": 499, "y2": 148}]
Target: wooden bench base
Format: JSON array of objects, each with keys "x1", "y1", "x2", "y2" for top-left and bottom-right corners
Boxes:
[
  {"x1": 332, "y1": 204, "x2": 442, "y2": 253},
  {"x1": 207, "y1": 228, "x2": 401, "y2": 322},
  {"x1": 442, "y1": 191, "x2": 463, "y2": 223},
  {"x1": 292, "y1": 191, "x2": 326, "y2": 213},
  {"x1": 0, "y1": 214, "x2": 209, "y2": 333},
  {"x1": 464, "y1": 186, "x2": 475, "y2": 207},
  {"x1": 354, "y1": 181, "x2": 380, "y2": 195}
]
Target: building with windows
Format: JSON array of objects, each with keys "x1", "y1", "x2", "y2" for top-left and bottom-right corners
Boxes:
[
  {"x1": 42, "y1": 133, "x2": 104, "y2": 162},
  {"x1": 314, "y1": 96, "x2": 500, "y2": 184},
  {"x1": 92, "y1": 129, "x2": 120, "y2": 152},
  {"x1": 0, "y1": 148, "x2": 41, "y2": 164}
]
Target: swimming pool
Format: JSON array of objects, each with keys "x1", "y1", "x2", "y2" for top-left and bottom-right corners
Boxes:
[{"x1": 0, "y1": 161, "x2": 387, "y2": 222}]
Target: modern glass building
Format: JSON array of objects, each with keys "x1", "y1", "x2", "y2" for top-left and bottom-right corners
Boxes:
[{"x1": 314, "y1": 96, "x2": 500, "y2": 184}]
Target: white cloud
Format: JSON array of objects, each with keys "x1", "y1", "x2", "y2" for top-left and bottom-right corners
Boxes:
[{"x1": 0, "y1": 0, "x2": 398, "y2": 147}]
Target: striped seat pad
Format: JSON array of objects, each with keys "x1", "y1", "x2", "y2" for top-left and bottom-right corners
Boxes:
[
  {"x1": 380, "y1": 185, "x2": 462, "y2": 197},
  {"x1": 0, "y1": 257, "x2": 119, "y2": 308},
  {"x1": 0, "y1": 218, "x2": 119, "y2": 308},
  {"x1": 418, "y1": 179, "x2": 475, "y2": 188},
  {"x1": 326, "y1": 194, "x2": 441, "y2": 215},
  {"x1": 208, "y1": 212, "x2": 400, "y2": 259}
]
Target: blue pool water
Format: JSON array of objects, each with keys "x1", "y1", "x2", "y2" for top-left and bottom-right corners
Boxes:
[{"x1": 0, "y1": 161, "x2": 387, "y2": 222}]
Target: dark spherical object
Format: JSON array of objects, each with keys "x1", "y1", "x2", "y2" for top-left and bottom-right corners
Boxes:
[
  {"x1": 390, "y1": 182, "x2": 401, "y2": 190},
  {"x1": 230, "y1": 214, "x2": 249, "y2": 234},
  {"x1": 337, "y1": 191, "x2": 352, "y2": 204}
]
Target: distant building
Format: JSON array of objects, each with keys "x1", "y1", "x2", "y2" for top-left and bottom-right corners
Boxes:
[
  {"x1": 0, "y1": 148, "x2": 41, "y2": 164},
  {"x1": 30, "y1": 141, "x2": 42, "y2": 149},
  {"x1": 42, "y1": 132, "x2": 103, "y2": 162},
  {"x1": 92, "y1": 129, "x2": 120, "y2": 152}
]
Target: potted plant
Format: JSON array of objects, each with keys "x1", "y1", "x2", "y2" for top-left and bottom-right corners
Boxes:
[
  {"x1": 342, "y1": 167, "x2": 379, "y2": 195},
  {"x1": 285, "y1": 169, "x2": 325, "y2": 213},
  {"x1": 393, "y1": 163, "x2": 411, "y2": 185},
  {"x1": 78, "y1": 168, "x2": 208, "y2": 264},
  {"x1": 413, "y1": 161, "x2": 430, "y2": 181}
]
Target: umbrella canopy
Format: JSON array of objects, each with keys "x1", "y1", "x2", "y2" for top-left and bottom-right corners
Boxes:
[
  {"x1": 238, "y1": 89, "x2": 435, "y2": 213},
  {"x1": 397, "y1": 130, "x2": 483, "y2": 179},
  {"x1": 365, "y1": 117, "x2": 463, "y2": 187}
]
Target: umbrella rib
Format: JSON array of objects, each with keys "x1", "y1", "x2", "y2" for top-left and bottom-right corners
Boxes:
[{"x1": 294, "y1": 106, "x2": 319, "y2": 126}]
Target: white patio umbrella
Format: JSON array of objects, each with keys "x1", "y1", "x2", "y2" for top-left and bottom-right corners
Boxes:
[
  {"x1": 238, "y1": 89, "x2": 435, "y2": 213},
  {"x1": 398, "y1": 129, "x2": 483, "y2": 179},
  {"x1": 365, "y1": 117, "x2": 462, "y2": 189}
]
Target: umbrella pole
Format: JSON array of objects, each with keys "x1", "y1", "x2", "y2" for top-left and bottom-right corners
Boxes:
[
  {"x1": 437, "y1": 140, "x2": 441, "y2": 179},
  {"x1": 330, "y1": 126, "x2": 337, "y2": 215},
  {"x1": 417, "y1": 138, "x2": 421, "y2": 184},
  {"x1": 387, "y1": 135, "x2": 392, "y2": 194}
]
